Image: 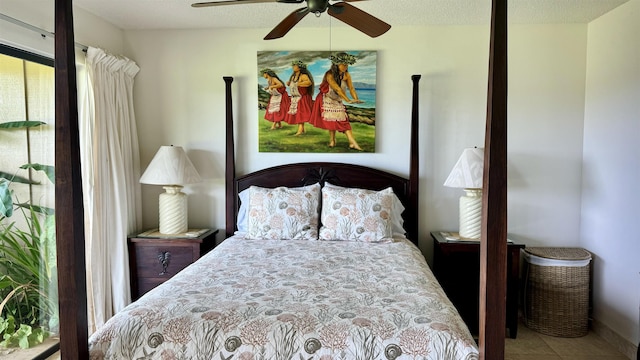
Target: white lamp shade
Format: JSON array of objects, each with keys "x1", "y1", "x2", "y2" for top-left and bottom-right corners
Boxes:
[
  {"x1": 443, "y1": 147, "x2": 484, "y2": 189},
  {"x1": 140, "y1": 145, "x2": 201, "y2": 186}
]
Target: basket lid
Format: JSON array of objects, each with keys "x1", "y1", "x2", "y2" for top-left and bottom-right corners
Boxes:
[{"x1": 524, "y1": 247, "x2": 591, "y2": 260}]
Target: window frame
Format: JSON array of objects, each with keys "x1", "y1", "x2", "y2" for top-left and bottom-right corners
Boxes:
[
  {"x1": 0, "y1": 42, "x2": 60, "y2": 359},
  {"x1": 0, "y1": 43, "x2": 54, "y2": 67}
]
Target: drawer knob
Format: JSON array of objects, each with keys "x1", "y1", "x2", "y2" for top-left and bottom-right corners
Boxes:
[{"x1": 157, "y1": 251, "x2": 171, "y2": 275}]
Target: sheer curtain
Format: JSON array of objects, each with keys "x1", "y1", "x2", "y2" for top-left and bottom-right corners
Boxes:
[{"x1": 79, "y1": 47, "x2": 142, "y2": 333}]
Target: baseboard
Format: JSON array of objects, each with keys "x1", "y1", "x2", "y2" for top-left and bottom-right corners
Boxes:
[{"x1": 591, "y1": 318, "x2": 638, "y2": 360}]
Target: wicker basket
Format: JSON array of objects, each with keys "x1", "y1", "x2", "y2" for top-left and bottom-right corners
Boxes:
[{"x1": 523, "y1": 247, "x2": 592, "y2": 337}]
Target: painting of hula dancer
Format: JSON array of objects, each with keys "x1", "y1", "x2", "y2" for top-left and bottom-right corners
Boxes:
[{"x1": 257, "y1": 51, "x2": 377, "y2": 153}]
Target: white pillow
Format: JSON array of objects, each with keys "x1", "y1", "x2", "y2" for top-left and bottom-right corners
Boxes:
[
  {"x1": 244, "y1": 183, "x2": 320, "y2": 240},
  {"x1": 237, "y1": 188, "x2": 249, "y2": 232},
  {"x1": 324, "y1": 182, "x2": 406, "y2": 238}
]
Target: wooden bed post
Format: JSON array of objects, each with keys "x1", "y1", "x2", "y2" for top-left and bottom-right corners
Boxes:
[
  {"x1": 55, "y1": 0, "x2": 89, "y2": 357},
  {"x1": 224, "y1": 76, "x2": 235, "y2": 238},
  {"x1": 408, "y1": 75, "x2": 421, "y2": 242},
  {"x1": 478, "y1": 0, "x2": 508, "y2": 358}
]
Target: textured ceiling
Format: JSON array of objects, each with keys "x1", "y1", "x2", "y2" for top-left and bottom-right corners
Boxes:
[{"x1": 70, "y1": 0, "x2": 630, "y2": 31}]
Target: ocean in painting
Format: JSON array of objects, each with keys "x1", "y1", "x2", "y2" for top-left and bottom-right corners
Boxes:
[{"x1": 312, "y1": 86, "x2": 376, "y2": 109}]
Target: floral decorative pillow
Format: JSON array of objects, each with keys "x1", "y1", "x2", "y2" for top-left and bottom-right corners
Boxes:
[
  {"x1": 245, "y1": 183, "x2": 320, "y2": 240},
  {"x1": 324, "y1": 182, "x2": 406, "y2": 238},
  {"x1": 319, "y1": 186, "x2": 395, "y2": 242}
]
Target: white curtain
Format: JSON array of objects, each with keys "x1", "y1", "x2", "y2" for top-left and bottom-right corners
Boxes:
[{"x1": 79, "y1": 47, "x2": 142, "y2": 333}]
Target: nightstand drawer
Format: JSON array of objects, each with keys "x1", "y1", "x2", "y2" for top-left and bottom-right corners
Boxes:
[
  {"x1": 128, "y1": 229, "x2": 219, "y2": 299},
  {"x1": 134, "y1": 243, "x2": 196, "y2": 278}
]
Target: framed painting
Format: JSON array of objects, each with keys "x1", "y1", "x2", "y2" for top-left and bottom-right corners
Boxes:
[{"x1": 257, "y1": 50, "x2": 377, "y2": 153}]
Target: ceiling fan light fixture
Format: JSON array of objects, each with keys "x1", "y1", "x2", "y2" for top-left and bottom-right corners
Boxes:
[{"x1": 307, "y1": 0, "x2": 329, "y2": 13}]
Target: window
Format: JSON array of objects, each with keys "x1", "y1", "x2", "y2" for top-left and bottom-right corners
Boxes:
[{"x1": 0, "y1": 44, "x2": 58, "y2": 354}]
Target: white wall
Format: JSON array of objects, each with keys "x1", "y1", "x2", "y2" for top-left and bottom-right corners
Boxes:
[
  {"x1": 0, "y1": 1, "x2": 124, "y2": 59},
  {"x1": 582, "y1": 0, "x2": 640, "y2": 347},
  {"x1": 125, "y1": 26, "x2": 490, "y2": 249},
  {"x1": 508, "y1": 25, "x2": 588, "y2": 247},
  {"x1": 124, "y1": 24, "x2": 588, "y2": 257}
]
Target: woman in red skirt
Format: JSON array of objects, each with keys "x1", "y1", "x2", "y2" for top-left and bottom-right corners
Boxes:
[
  {"x1": 284, "y1": 60, "x2": 314, "y2": 136},
  {"x1": 310, "y1": 52, "x2": 363, "y2": 150},
  {"x1": 261, "y1": 68, "x2": 290, "y2": 130}
]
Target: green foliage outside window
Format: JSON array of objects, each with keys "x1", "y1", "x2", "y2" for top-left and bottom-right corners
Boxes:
[{"x1": 0, "y1": 120, "x2": 58, "y2": 349}]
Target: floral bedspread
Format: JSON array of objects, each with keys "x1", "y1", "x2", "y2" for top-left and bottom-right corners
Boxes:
[{"x1": 89, "y1": 236, "x2": 479, "y2": 360}]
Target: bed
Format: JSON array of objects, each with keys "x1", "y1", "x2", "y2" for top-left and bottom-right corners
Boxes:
[
  {"x1": 86, "y1": 76, "x2": 479, "y2": 359},
  {"x1": 56, "y1": 2, "x2": 507, "y2": 358}
]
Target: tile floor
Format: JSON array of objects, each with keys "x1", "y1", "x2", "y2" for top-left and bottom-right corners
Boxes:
[{"x1": 505, "y1": 320, "x2": 631, "y2": 360}]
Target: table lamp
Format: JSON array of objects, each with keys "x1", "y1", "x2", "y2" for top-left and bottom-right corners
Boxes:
[
  {"x1": 443, "y1": 147, "x2": 484, "y2": 239},
  {"x1": 140, "y1": 145, "x2": 202, "y2": 234}
]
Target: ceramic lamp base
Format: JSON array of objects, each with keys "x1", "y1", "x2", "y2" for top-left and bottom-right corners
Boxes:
[
  {"x1": 459, "y1": 188, "x2": 482, "y2": 239},
  {"x1": 159, "y1": 185, "x2": 188, "y2": 234}
]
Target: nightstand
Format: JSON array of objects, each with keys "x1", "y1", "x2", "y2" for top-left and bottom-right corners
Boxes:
[
  {"x1": 430, "y1": 231, "x2": 525, "y2": 338},
  {"x1": 128, "y1": 228, "x2": 219, "y2": 300}
]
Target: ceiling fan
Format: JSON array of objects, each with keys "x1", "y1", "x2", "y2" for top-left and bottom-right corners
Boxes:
[{"x1": 191, "y1": 0, "x2": 391, "y2": 40}]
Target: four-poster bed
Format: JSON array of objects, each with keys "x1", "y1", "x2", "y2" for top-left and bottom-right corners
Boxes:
[
  {"x1": 85, "y1": 76, "x2": 480, "y2": 359},
  {"x1": 53, "y1": 0, "x2": 507, "y2": 358}
]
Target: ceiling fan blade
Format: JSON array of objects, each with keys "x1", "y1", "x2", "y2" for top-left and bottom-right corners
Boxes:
[
  {"x1": 192, "y1": 0, "x2": 275, "y2": 8},
  {"x1": 327, "y1": 2, "x2": 390, "y2": 38},
  {"x1": 264, "y1": 7, "x2": 310, "y2": 40}
]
